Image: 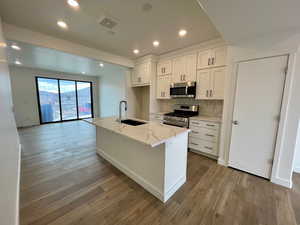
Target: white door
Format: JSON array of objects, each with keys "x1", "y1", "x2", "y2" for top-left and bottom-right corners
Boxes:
[{"x1": 229, "y1": 56, "x2": 288, "y2": 178}]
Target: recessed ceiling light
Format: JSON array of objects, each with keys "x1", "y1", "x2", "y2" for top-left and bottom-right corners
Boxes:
[
  {"x1": 57, "y1": 20, "x2": 68, "y2": 29},
  {"x1": 81, "y1": 71, "x2": 86, "y2": 74},
  {"x1": 11, "y1": 44, "x2": 21, "y2": 50},
  {"x1": 15, "y1": 60, "x2": 22, "y2": 65},
  {"x1": 153, "y1": 41, "x2": 160, "y2": 47},
  {"x1": 133, "y1": 49, "x2": 140, "y2": 54},
  {"x1": 67, "y1": 0, "x2": 79, "y2": 8},
  {"x1": 179, "y1": 29, "x2": 187, "y2": 37},
  {"x1": 99, "y1": 63, "x2": 104, "y2": 67}
]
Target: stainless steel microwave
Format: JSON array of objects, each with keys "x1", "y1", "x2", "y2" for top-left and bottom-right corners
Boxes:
[{"x1": 170, "y1": 82, "x2": 196, "y2": 98}]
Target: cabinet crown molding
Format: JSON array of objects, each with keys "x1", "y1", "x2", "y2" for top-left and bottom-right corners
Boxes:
[{"x1": 134, "y1": 54, "x2": 158, "y2": 65}]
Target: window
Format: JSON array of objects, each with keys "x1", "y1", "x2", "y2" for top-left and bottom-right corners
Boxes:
[{"x1": 36, "y1": 77, "x2": 93, "y2": 124}]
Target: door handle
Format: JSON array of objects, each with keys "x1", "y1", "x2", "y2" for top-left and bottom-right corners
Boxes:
[
  {"x1": 206, "y1": 90, "x2": 209, "y2": 97},
  {"x1": 212, "y1": 57, "x2": 215, "y2": 65},
  {"x1": 208, "y1": 58, "x2": 211, "y2": 65},
  {"x1": 210, "y1": 90, "x2": 213, "y2": 97},
  {"x1": 232, "y1": 120, "x2": 239, "y2": 125}
]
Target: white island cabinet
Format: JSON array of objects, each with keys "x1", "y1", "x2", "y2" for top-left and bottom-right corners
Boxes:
[{"x1": 85, "y1": 117, "x2": 190, "y2": 202}]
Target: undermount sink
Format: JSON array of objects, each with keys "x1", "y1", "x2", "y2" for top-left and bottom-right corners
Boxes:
[{"x1": 121, "y1": 119, "x2": 146, "y2": 126}]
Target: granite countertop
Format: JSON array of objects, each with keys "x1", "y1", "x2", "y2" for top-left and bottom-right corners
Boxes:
[
  {"x1": 190, "y1": 116, "x2": 222, "y2": 123},
  {"x1": 84, "y1": 117, "x2": 190, "y2": 148}
]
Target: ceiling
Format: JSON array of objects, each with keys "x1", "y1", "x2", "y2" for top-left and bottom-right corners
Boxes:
[
  {"x1": 0, "y1": 0, "x2": 220, "y2": 58},
  {"x1": 6, "y1": 40, "x2": 126, "y2": 76},
  {"x1": 198, "y1": 0, "x2": 300, "y2": 45}
]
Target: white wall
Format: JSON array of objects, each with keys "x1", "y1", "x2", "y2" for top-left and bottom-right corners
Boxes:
[
  {"x1": 9, "y1": 66, "x2": 99, "y2": 127},
  {"x1": 0, "y1": 18, "x2": 21, "y2": 225},
  {"x1": 98, "y1": 65, "x2": 129, "y2": 118}
]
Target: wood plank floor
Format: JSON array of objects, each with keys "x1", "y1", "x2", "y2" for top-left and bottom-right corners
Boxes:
[{"x1": 19, "y1": 120, "x2": 300, "y2": 225}]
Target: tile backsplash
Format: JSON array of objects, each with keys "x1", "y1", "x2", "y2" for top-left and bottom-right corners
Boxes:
[{"x1": 157, "y1": 99, "x2": 223, "y2": 117}]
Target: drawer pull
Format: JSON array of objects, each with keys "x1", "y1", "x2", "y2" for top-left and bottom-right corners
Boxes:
[
  {"x1": 205, "y1": 134, "x2": 215, "y2": 137},
  {"x1": 205, "y1": 146, "x2": 213, "y2": 150},
  {"x1": 206, "y1": 124, "x2": 215, "y2": 127},
  {"x1": 192, "y1": 131, "x2": 199, "y2": 134},
  {"x1": 192, "y1": 122, "x2": 199, "y2": 125},
  {"x1": 191, "y1": 142, "x2": 199, "y2": 146}
]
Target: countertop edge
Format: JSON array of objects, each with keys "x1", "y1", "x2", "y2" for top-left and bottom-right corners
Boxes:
[{"x1": 84, "y1": 118, "x2": 190, "y2": 148}]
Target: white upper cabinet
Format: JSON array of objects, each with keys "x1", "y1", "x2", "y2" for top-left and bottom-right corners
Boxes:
[
  {"x1": 212, "y1": 47, "x2": 227, "y2": 67},
  {"x1": 172, "y1": 53, "x2": 197, "y2": 83},
  {"x1": 197, "y1": 69, "x2": 211, "y2": 99},
  {"x1": 196, "y1": 67, "x2": 226, "y2": 100},
  {"x1": 132, "y1": 61, "x2": 151, "y2": 87},
  {"x1": 197, "y1": 47, "x2": 227, "y2": 70},
  {"x1": 197, "y1": 50, "x2": 212, "y2": 70},
  {"x1": 172, "y1": 56, "x2": 185, "y2": 83},
  {"x1": 157, "y1": 60, "x2": 172, "y2": 76},
  {"x1": 185, "y1": 53, "x2": 197, "y2": 82},
  {"x1": 211, "y1": 67, "x2": 226, "y2": 99},
  {"x1": 156, "y1": 75, "x2": 171, "y2": 99}
]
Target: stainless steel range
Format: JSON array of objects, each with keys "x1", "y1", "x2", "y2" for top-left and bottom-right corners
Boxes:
[{"x1": 163, "y1": 104, "x2": 199, "y2": 128}]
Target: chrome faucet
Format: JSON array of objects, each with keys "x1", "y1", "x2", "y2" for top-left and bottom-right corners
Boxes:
[{"x1": 118, "y1": 100, "x2": 127, "y2": 122}]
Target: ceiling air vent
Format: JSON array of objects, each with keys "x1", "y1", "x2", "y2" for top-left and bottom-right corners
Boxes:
[{"x1": 98, "y1": 16, "x2": 118, "y2": 29}]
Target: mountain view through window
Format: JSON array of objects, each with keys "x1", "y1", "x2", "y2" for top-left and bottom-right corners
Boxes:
[{"x1": 36, "y1": 77, "x2": 93, "y2": 123}]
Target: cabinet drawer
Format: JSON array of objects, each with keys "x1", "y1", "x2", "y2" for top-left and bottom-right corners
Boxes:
[
  {"x1": 190, "y1": 120, "x2": 219, "y2": 130},
  {"x1": 189, "y1": 138, "x2": 218, "y2": 156},
  {"x1": 189, "y1": 127, "x2": 219, "y2": 142}
]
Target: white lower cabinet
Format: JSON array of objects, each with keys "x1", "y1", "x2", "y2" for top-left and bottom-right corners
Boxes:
[{"x1": 188, "y1": 119, "x2": 220, "y2": 157}]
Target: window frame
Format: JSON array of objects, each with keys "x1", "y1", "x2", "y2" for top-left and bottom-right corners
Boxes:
[{"x1": 35, "y1": 76, "x2": 94, "y2": 124}]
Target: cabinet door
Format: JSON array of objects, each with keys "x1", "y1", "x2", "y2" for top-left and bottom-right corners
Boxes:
[
  {"x1": 211, "y1": 67, "x2": 225, "y2": 99},
  {"x1": 140, "y1": 62, "x2": 150, "y2": 85},
  {"x1": 172, "y1": 56, "x2": 185, "y2": 83},
  {"x1": 211, "y1": 47, "x2": 226, "y2": 67},
  {"x1": 196, "y1": 69, "x2": 211, "y2": 99},
  {"x1": 157, "y1": 60, "x2": 172, "y2": 76},
  {"x1": 184, "y1": 53, "x2": 197, "y2": 82},
  {"x1": 156, "y1": 75, "x2": 170, "y2": 99},
  {"x1": 197, "y1": 50, "x2": 212, "y2": 70},
  {"x1": 132, "y1": 65, "x2": 141, "y2": 85}
]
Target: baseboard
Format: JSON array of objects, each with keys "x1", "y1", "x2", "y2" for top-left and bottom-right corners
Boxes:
[
  {"x1": 97, "y1": 148, "x2": 164, "y2": 202},
  {"x1": 218, "y1": 158, "x2": 228, "y2": 167},
  {"x1": 164, "y1": 176, "x2": 186, "y2": 202},
  {"x1": 294, "y1": 166, "x2": 300, "y2": 174},
  {"x1": 271, "y1": 176, "x2": 292, "y2": 189},
  {"x1": 190, "y1": 149, "x2": 218, "y2": 161}
]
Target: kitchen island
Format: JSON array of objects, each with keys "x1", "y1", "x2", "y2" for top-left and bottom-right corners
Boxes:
[{"x1": 85, "y1": 117, "x2": 190, "y2": 202}]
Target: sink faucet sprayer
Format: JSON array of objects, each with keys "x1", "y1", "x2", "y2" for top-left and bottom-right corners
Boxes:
[{"x1": 118, "y1": 100, "x2": 127, "y2": 122}]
